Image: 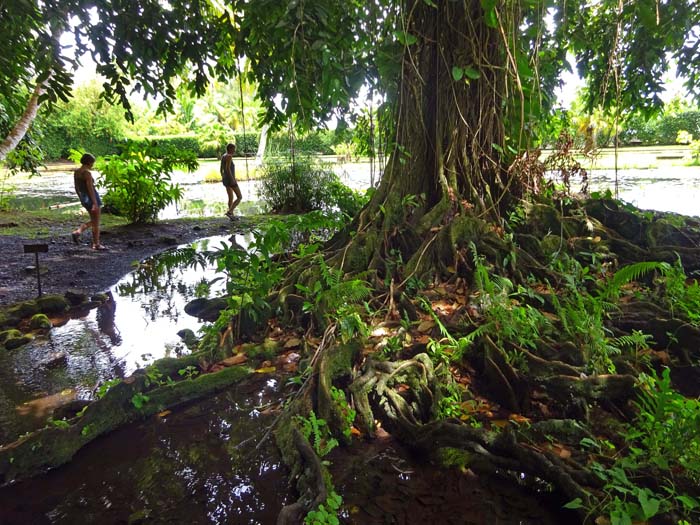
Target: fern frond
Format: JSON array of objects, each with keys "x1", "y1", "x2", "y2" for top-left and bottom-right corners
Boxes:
[
  {"x1": 607, "y1": 261, "x2": 671, "y2": 296},
  {"x1": 320, "y1": 280, "x2": 371, "y2": 311}
]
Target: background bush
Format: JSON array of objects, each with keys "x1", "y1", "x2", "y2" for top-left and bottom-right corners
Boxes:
[
  {"x1": 37, "y1": 82, "x2": 127, "y2": 160},
  {"x1": 93, "y1": 141, "x2": 198, "y2": 223},
  {"x1": 258, "y1": 157, "x2": 368, "y2": 217}
]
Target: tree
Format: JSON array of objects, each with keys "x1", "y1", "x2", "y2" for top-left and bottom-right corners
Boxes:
[{"x1": 4, "y1": 2, "x2": 700, "y2": 524}]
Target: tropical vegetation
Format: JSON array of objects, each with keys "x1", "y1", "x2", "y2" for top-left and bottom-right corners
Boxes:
[{"x1": 2, "y1": 1, "x2": 700, "y2": 525}]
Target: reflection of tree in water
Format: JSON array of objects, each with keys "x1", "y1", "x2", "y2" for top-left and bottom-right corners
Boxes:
[
  {"x1": 96, "y1": 291, "x2": 122, "y2": 346},
  {"x1": 116, "y1": 247, "x2": 214, "y2": 322}
]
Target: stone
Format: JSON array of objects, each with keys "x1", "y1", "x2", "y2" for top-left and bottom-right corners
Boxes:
[
  {"x1": 36, "y1": 294, "x2": 69, "y2": 314},
  {"x1": 184, "y1": 297, "x2": 228, "y2": 321},
  {"x1": 44, "y1": 352, "x2": 68, "y2": 368},
  {"x1": 5, "y1": 334, "x2": 33, "y2": 350},
  {"x1": 29, "y1": 313, "x2": 52, "y2": 330},
  {"x1": 65, "y1": 291, "x2": 89, "y2": 306},
  {"x1": 6, "y1": 300, "x2": 39, "y2": 321},
  {"x1": 0, "y1": 329, "x2": 23, "y2": 345},
  {"x1": 177, "y1": 328, "x2": 198, "y2": 348}
]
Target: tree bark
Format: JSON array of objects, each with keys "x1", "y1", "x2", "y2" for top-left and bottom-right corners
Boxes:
[{"x1": 0, "y1": 79, "x2": 47, "y2": 162}]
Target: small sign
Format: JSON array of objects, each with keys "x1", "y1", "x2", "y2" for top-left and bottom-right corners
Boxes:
[
  {"x1": 24, "y1": 243, "x2": 48, "y2": 297},
  {"x1": 24, "y1": 243, "x2": 49, "y2": 254}
]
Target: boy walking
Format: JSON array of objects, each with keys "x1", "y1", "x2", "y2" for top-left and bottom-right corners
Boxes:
[{"x1": 220, "y1": 143, "x2": 242, "y2": 219}]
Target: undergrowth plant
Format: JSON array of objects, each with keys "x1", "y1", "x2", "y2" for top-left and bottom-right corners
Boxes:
[
  {"x1": 79, "y1": 141, "x2": 198, "y2": 223},
  {"x1": 572, "y1": 369, "x2": 700, "y2": 525},
  {"x1": 661, "y1": 257, "x2": 700, "y2": 325},
  {"x1": 296, "y1": 255, "x2": 371, "y2": 331},
  {"x1": 258, "y1": 157, "x2": 367, "y2": 219},
  {"x1": 330, "y1": 386, "x2": 356, "y2": 441},
  {"x1": 296, "y1": 411, "x2": 338, "y2": 458}
]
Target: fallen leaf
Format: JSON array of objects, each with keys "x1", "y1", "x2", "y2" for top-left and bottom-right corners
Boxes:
[
  {"x1": 417, "y1": 320, "x2": 435, "y2": 333},
  {"x1": 255, "y1": 366, "x2": 276, "y2": 374},
  {"x1": 157, "y1": 410, "x2": 171, "y2": 418},
  {"x1": 284, "y1": 337, "x2": 302, "y2": 348},
  {"x1": 508, "y1": 414, "x2": 531, "y2": 424},
  {"x1": 221, "y1": 354, "x2": 247, "y2": 367}
]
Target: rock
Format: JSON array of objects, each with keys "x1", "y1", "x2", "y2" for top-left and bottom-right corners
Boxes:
[
  {"x1": 184, "y1": 297, "x2": 228, "y2": 321},
  {"x1": 36, "y1": 294, "x2": 69, "y2": 314},
  {"x1": 91, "y1": 292, "x2": 110, "y2": 303},
  {"x1": 65, "y1": 291, "x2": 89, "y2": 306},
  {"x1": 177, "y1": 328, "x2": 198, "y2": 348},
  {"x1": 6, "y1": 300, "x2": 39, "y2": 321},
  {"x1": 29, "y1": 313, "x2": 52, "y2": 330},
  {"x1": 24, "y1": 265, "x2": 48, "y2": 274},
  {"x1": 0, "y1": 329, "x2": 23, "y2": 345},
  {"x1": 5, "y1": 334, "x2": 33, "y2": 350},
  {"x1": 44, "y1": 352, "x2": 68, "y2": 368},
  {"x1": 159, "y1": 236, "x2": 179, "y2": 245}
]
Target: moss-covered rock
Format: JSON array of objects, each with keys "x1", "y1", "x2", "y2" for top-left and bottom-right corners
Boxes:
[
  {"x1": 6, "y1": 301, "x2": 39, "y2": 322},
  {"x1": 0, "y1": 329, "x2": 23, "y2": 345},
  {"x1": 36, "y1": 294, "x2": 69, "y2": 314},
  {"x1": 64, "y1": 291, "x2": 89, "y2": 307},
  {"x1": 5, "y1": 334, "x2": 33, "y2": 350},
  {"x1": 29, "y1": 313, "x2": 52, "y2": 330}
]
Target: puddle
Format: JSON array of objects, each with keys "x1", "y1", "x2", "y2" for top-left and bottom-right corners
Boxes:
[
  {"x1": 0, "y1": 234, "x2": 249, "y2": 445},
  {"x1": 329, "y1": 437, "x2": 575, "y2": 524},
  {"x1": 0, "y1": 374, "x2": 292, "y2": 525}
]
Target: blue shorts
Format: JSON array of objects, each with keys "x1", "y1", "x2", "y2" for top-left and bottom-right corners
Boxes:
[{"x1": 79, "y1": 191, "x2": 102, "y2": 211}]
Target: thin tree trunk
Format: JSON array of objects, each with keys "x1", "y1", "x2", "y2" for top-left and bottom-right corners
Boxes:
[
  {"x1": 255, "y1": 123, "x2": 269, "y2": 166},
  {"x1": 0, "y1": 79, "x2": 47, "y2": 162}
]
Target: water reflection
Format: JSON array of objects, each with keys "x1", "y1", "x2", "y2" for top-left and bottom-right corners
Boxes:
[
  {"x1": 0, "y1": 378, "x2": 290, "y2": 524},
  {"x1": 0, "y1": 234, "x2": 246, "y2": 445}
]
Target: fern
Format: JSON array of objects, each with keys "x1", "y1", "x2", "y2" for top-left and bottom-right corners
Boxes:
[
  {"x1": 606, "y1": 261, "x2": 671, "y2": 298},
  {"x1": 318, "y1": 279, "x2": 371, "y2": 312}
]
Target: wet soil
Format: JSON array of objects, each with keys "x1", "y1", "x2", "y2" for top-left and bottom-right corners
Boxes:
[{"x1": 0, "y1": 216, "x2": 247, "y2": 308}]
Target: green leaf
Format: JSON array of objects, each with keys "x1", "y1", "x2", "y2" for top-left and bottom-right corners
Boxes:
[
  {"x1": 423, "y1": 0, "x2": 437, "y2": 6},
  {"x1": 563, "y1": 498, "x2": 583, "y2": 510},
  {"x1": 452, "y1": 66, "x2": 464, "y2": 81},
  {"x1": 638, "y1": 490, "x2": 660, "y2": 519},
  {"x1": 610, "y1": 508, "x2": 632, "y2": 525},
  {"x1": 394, "y1": 31, "x2": 417, "y2": 46},
  {"x1": 464, "y1": 66, "x2": 481, "y2": 80},
  {"x1": 677, "y1": 495, "x2": 700, "y2": 510}
]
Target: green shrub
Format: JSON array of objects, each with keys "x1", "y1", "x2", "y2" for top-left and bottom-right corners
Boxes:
[
  {"x1": 267, "y1": 130, "x2": 344, "y2": 156},
  {"x1": 258, "y1": 158, "x2": 366, "y2": 217},
  {"x1": 93, "y1": 140, "x2": 198, "y2": 223},
  {"x1": 128, "y1": 135, "x2": 200, "y2": 157},
  {"x1": 198, "y1": 140, "x2": 222, "y2": 159},
  {"x1": 37, "y1": 82, "x2": 127, "y2": 160}
]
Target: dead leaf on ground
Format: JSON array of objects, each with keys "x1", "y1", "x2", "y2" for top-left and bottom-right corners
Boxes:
[
  {"x1": 284, "y1": 337, "x2": 302, "y2": 348},
  {"x1": 417, "y1": 320, "x2": 435, "y2": 333},
  {"x1": 221, "y1": 353, "x2": 247, "y2": 367}
]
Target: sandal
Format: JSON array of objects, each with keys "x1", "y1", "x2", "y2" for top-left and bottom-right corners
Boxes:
[
  {"x1": 92, "y1": 244, "x2": 109, "y2": 251},
  {"x1": 71, "y1": 232, "x2": 80, "y2": 244}
]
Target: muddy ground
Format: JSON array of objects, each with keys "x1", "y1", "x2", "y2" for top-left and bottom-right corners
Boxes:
[{"x1": 0, "y1": 216, "x2": 246, "y2": 308}]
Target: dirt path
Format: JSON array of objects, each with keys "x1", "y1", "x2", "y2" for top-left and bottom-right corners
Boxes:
[{"x1": 0, "y1": 216, "x2": 245, "y2": 307}]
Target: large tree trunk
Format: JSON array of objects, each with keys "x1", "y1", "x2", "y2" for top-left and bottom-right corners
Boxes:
[
  {"x1": 329, "y1": 0, "x2": 516, "y2": 279},
  {"x1": 0, "y1": 79, "x2": 47, "y2": 162}
]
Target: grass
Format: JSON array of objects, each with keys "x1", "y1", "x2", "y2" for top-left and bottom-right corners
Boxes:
[{"x1": 0, "y1": 207, "x2": 130, "y2": 238}]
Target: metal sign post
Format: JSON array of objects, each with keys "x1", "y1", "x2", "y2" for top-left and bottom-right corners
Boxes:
[{"x1": 24, "y1": 243, "x2": 48, "y2": 297}]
